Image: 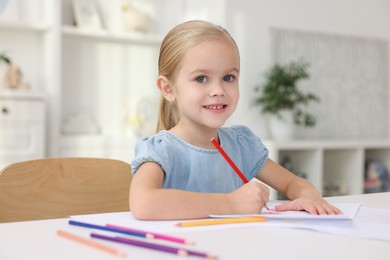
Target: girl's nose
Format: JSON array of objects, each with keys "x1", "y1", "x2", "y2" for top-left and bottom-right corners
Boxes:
[{"x1": 209, "y1": 82, "x2": 225, "y2": 97}]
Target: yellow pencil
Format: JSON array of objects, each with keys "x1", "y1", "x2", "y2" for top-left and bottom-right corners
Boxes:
[
  {"x1": 57, "y1": 230, "x2": 126, "y2": 257},
  {"x1": 176, "y1": 217, "x2": 266, "y2": 227}
]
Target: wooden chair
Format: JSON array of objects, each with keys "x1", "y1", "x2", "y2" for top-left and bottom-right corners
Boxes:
[{"x1": 0, "y1": 158, "x2": 132, "y2": 223}]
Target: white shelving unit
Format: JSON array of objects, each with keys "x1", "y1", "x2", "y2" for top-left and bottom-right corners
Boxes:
[
  {"x1": 264, "y1": 139, "x2": 390, "y2": 198},
  {"x1": 0, "y1": 0, "x2": 50, "y2": 168},
  {"x1": 56, "y1": 0, "x2": 227, "y2": 162}
]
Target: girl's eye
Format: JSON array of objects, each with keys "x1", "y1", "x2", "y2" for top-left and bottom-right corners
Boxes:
[
  {"x1": 223, "y1": 74, "x2": 235, "y2": 82},
  {"x1": 196, "y1": 76, "x2": 207, "y2": 83}
]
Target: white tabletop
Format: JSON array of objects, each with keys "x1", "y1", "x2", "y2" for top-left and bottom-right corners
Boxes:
[{"x1": 1, "y1": 192, "x2": 389, "y2": 260}]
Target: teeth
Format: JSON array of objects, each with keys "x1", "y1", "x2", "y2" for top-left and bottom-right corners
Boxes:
[{"x1": 206, "y1": 105, "x2": 224, "y2": 109}]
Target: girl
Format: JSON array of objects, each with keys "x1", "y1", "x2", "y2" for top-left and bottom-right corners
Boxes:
[{"x1": 130, "y1": 20, "x2": 341, "y2": 220}]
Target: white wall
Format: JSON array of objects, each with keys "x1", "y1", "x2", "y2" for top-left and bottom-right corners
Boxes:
[{"x1": 224, "y1": 0, "x2": 390, "y2": 138}]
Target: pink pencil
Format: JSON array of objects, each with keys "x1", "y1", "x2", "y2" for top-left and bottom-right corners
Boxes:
[
  {"x1": 211, "y1": 137, "x2": 269, "y2": 210},
  {"x1": 106, "y1": 224, "x2": 194, "y2": 245}
]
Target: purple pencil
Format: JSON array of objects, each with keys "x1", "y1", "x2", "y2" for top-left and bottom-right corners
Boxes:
[
  {"x1": 106, "y1": 224, "x2": 194, "y2": 245},
  {"x1": 91, "y1": 233, "x2": 217, "y2": 259}
]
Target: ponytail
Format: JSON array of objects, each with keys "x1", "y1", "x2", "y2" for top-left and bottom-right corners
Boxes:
[{"x1": 156, "y1": 96, "x2": 179, "y2": 132}]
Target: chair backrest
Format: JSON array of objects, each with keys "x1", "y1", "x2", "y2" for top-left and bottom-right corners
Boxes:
[{"x1": 0, "y1": 158, "x2": 132, "y2": 223}]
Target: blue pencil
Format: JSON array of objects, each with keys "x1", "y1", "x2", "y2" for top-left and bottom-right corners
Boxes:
[{"x1": 68, "y1": 220, "x2": 154, "y2": 239}]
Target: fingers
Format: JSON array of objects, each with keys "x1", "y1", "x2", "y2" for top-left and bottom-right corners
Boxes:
[
  {"x1": 274, "y1": 201, "x2": 299, "y2": 212},
  {"x1": 317, "y1": 204, "x2": 343, "y2": 215},
  {"x1": 275, "y1": 201, "x2": 316, "y2": 214},
  {"x1": 275, "y1": 200, "x2": 343, "y2": 215},
  {"x1": 313, "y1": 202, "x2": 343, "y2": 215}
]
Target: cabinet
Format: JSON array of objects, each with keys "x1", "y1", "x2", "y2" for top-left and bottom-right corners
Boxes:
[
  {"x1": 0, "y1": 93, "x2": 45, "y2": 169},
  {"x1": 264, "y1": 139, "x2": 390, "y2": 199}
]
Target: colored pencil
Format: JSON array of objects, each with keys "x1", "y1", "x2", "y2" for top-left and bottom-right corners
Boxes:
[
  {"x1": 57, "y1": 230, "x2": 126, "y2": 257},
  {"x1": 91, "y1": 233, "x2": 217, "y2": 259},
  {"x1": 176, "y1": 217, "x2": 266, "y2": 227},
  {"x1": 69, "y1": 220, "x2": 154, "y2": 239},
  {"x1": 210, "y1": 137, "x2": 270, "y2": 210},
  {"x1": 211, "y1": 138, "x2": 248, "y2": 184},
  {"x1": 106, "y1": 224, "x2": 194, "y2": 245}
]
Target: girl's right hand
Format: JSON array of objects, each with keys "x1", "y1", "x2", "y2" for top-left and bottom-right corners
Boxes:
[{"x1": 227, "y1": 182, "x2": 270, "y2": 214}]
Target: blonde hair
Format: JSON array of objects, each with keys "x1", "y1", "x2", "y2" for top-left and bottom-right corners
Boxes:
[{"x1": 156, "y1": 20, "x2": 239, "y2": 132}]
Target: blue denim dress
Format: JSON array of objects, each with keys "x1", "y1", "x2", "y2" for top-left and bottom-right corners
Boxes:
[{"x1": 131, "y1": 125, "x2": 269, "y2": 193}]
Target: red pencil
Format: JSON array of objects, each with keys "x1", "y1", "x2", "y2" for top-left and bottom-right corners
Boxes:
[
  {"x1": 210, "y1": 137, "x2": 269, "y2": 210},
  {"x1": 210, "y1": 138, "x2": 248, "y2": 183}
]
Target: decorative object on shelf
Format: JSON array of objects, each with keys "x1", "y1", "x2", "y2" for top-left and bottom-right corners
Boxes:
[
  {"x1": 0, "y1": 53, "x2": 30, "y2": 91},
  {"x1": 364, "y1": 159, "x2": 390, "y2": 194},
  {"x1": 126, "y1": 96, "x2": 158, "y2": 138},
  {"x1": 62, "y1": 110, "x2": 100, "y2": 135},
  {"x1": 323, "y1": 181, "x2": 349, "y2": 197},
  {"x1": 72, "y1": 0, "x2": 103, "y2": 30},
  {"x1": 122, "y1": 2, "x2": 152, "y2": 33},
  {"x1": 253, "y1": 60, "x2": 320, "y2": 139},
  {"x1": 280, "y1": 156, "x2": 307, "y2": 179},
  {"x1": 97, "y1": 0, "x2": 152, "y2": 34}
]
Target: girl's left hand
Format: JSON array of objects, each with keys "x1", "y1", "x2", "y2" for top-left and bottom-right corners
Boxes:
[{"x1": 274, "y1": 197, "x2": 342, "y2": 215}]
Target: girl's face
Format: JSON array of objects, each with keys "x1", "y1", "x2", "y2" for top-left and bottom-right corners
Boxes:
[{"x1": 172, "y1": 39, "x2": 240, "y2": 131}]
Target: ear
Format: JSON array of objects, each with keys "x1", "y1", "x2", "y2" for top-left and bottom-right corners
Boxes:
[{"x1": 156, "y1": 75, "x2": 175, "y2": 102}]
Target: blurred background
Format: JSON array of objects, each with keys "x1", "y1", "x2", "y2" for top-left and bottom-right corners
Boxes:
[{"x1": 0, "y1": 0, "x2": 389, "y2": 196}]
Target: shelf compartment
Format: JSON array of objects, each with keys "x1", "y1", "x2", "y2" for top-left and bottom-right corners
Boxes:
[
  {"x1": 365, "y1": 148, "x2": 390, "y2": 171},
  {"x1": 278, "y1": 149, "x2": 323, "y2": 191},
  {"x1": 323, "y1": 148, "x2": 364, "y2": 196},
  {"x1": 61, "y1": 36, "x2": 159, "y2": 137}
]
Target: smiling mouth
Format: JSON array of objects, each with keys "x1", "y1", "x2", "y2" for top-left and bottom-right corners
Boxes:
[{"x1": 204, "y1": 105, "x2": 227, "y2": 110}]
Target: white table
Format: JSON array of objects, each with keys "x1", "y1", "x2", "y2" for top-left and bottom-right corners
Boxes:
[{"x1": 1, "y1": 192, "x2": 389, "y2": 260}]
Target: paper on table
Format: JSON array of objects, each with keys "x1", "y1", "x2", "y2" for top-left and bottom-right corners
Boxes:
[
  {"x1": 70, "y1": 203, "x2": 390, "y2": 242},
  {"x1": 210, "y1": 203, "x2": 361, "y2": 220},
  {"x1": 70, "y1": 203, "x2": 359, "y2": 236},
  {"x1": 282, "y1": 206, "x2": 390, "y2": 242}
]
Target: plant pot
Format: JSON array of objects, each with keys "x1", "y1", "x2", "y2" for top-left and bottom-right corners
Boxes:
[{"x1": 268, "y1": 110, "x2": 295, "y2": 140}]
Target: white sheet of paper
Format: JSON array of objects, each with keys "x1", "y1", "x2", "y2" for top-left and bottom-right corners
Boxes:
[
  {"x1": 209, "y1": 203, "x2": 361, "y2": 220},
  {"x1": 282, "y1": 206, "x2": 390, "y2": 242},
  {"x1": 70, "y1": 203, "x2": 390, "y2": 242}
]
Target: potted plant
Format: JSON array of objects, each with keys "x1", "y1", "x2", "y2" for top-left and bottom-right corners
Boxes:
[
  {"x1": 0, "y1": 52, "x2": 29, "y2": 90},
  {"x1": 253, "y1": 60, "x2": 320, "y2": 138}
]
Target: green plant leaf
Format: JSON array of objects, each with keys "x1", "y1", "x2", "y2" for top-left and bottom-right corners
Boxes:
[
  {"x1": 0, "y1": 53, "x2": 12, "y2": 65},
  {"x1": 252, "y1": 59, "x2": 320, "y2": 127}
]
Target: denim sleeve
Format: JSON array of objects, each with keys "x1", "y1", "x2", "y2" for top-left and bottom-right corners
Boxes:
[
  {"x1": 131, "y1": 136, "x2": 171, "y2": 176},
  {"x1": 232, "y1": 125, "x2": 269, "y2": 178}
]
